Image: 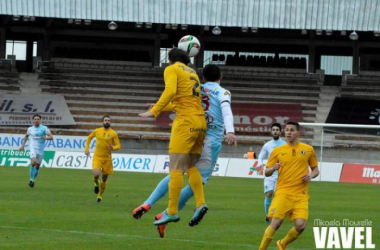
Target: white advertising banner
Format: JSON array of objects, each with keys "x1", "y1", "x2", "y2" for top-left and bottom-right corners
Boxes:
[
  {"x1": 214, "y1": 158, "x2": 229, "y2": 177},
  {"x1": 153, "y1": 155, "x2": 229, "y2": 177},
  {"x1": 52, "y1": 151, "x2": 93, "y2": 170},
  {"x1": 0, "y1": 148, "x2": 344, "y2": 183},
  {"x1": 112, "y1": 154, "x2": 156, "y2": 173},
  {"x1": 226, "y1": 159, "x2": 264, "y2": 179},
  {"x1": 0, "y1": 134, "x2": 96, "y2": 151},
  {"x1": 318, "y1": 162, "x2": 343, "y2": 182},
  {"x1": 153, "y1": 155, "x2": 171, "y2": 173},
  {"x1": 0, "y1": 93, "x2": 76, "y2": 125},
  {"x1": 48, "y1": 152, "x2": 156, "y2": 172}
]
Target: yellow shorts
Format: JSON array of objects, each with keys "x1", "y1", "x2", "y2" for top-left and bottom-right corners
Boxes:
[
  {"x1": 92, "y1": 159, "x2": 114, "y2": 175},
  {"x1": 169, "y1": 115, "x2": 207, "y2": 154},
  {"x1": 268, "y1": 193, "x2": 309, "y2": 221}
]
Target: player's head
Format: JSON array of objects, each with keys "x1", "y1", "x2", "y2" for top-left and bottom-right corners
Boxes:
[
  {"x1": 271, "y1": 122, "x2": 282, "y2": 140},
  {"x1": 33, "y1": 114, "x2": 41, "y2": 126},
  {"x1": 285, "y1": 121, "x2": 301, "y2": 143},
  {"x1": 248, "y1": 146, "x2": 253, "y2": 151},
  {"x1": 202, "y1": 64, "x2": 222, "y2": 82},
  {"x1": 102, "y1": 115, "x2": 111, "y2": 129},
  {"x1": 168, "y1": 48, "x2": 191, "y2": 65}
]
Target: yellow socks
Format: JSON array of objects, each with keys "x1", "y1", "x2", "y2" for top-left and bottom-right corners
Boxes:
[
  {"x1": 259, "y1": 226, "x2": 276, "y2": 250},
  {"x1": 93, "y1": 176, "x2": 100, "y2": 186},
  {"x1": 98, "y1": 181, "x2": 107, "y2": 197},
  {"x1": 167, "y1": 170, "x2": 184, "y2": 215},
  {"x1": 281, "y1": 227, "x2": 301, "y2": 247},
  {"x1": 186, "y1": 167, "x2": 205, "y2": 208}
]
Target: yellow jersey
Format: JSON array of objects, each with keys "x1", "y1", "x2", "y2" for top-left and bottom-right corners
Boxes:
[
  {"x1": 85, "y1": 127, "x2": 121, "y2": 160},
  {"x1": 150, "y1": 62, "x2": 204, "y2": 117},
  {"x1": 266, "y1": 142, "x2": 318, "y2": 196}
]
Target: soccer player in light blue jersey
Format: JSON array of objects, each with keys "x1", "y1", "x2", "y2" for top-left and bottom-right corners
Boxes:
[
  {"x1": 132, "y1": 64, "x2": 236, "y2": 237},
  {"x1": 19, "y1": 114, "x2": 53, "y2": 188},
  {"x1": 257, "y1": 123, "x2": 286, "y2": 223}
]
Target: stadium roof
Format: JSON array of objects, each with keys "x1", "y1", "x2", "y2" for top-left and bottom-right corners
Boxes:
[{"x1": 1, "y1": 0, "x2": 380, "y2": 32}]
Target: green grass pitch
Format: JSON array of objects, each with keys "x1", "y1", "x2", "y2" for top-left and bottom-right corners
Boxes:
[{"x1": 1, "y1": 167, "x2": 379, "y2": 250}]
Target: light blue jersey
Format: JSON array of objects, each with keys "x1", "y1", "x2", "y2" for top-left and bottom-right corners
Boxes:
[
  {"x1": 26, "y1": 125, "x2": 50, "y2": 154},
  {"x1": 259, "y1": 138, "x2": 286, "y2": 217},
  {"x1": 258, "y1": 138, "x2": 286, "y2": 178},
  {"x1": 194, "y1": 82, "x2": 232, "y2": 173},
  {"x1": 202, "y1": 82, "x2": 231, "y2": 142}
]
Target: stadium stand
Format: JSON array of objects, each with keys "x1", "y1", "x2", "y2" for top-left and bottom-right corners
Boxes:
[
  {"x1": 0, "y1": 60, "x2": 21, "y2": 134},
  {"x1": 0, "y1": 60, "x2": 21, "y2": 93},
  {"x1": 341, "y1": 72, "x2": 380, "y2": 100},
  {"x1": 33, "y1": 59, "x2": 323, "y2": 145},
  {"x1": 324, "y1": 72, "x2": 380, "y2": 149}
]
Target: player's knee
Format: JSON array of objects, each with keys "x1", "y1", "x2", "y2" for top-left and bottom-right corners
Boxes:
[
  {"x1": 295, "y1": 224, "x2": 306, "y2": 233},
  {"x1": 294, "y1": 220, "x2": 307, "y2": 233},
  {"x1": 265, "y1": 191, "x2": 273, "y2": 198},
  {"x1": 102, "y1": 175, "x2": 108, "y2": 182},
  {"x1": 270, "y1": 218, "x2": 283, "y2": 231}
]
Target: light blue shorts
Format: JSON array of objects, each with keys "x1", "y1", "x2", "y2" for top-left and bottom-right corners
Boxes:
[
  {"x1": 196, "y1": 136, "x2": 222, "y2": 185},
  {"x1": 264, "y1": 175, "x2": 277, "y2": 194}
]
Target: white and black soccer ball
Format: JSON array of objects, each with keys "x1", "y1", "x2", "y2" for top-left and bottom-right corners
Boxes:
[{"x1": 178, "y1": 35, "x2": 201, "y2": 57}]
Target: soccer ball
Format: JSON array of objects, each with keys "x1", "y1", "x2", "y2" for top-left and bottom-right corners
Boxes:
[{"x1": 178, "y1": 35, "x2": 201, "y2": 57}]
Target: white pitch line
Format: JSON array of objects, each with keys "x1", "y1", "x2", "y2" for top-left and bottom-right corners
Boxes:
[
  {"x1": 0, "y1": 225, "x2": 254, "y2": 248},
  {"x1": 0, "y1": 225, "x2": 314, "y2": 250}
]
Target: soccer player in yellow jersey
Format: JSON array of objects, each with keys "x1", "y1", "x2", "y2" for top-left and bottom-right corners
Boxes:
[
  {"x1": 85, "y1": 116, "x2": 121, "y2": 203},
  {"x1": 139, "y1": 48, "x2": 207, "y2": 226},
  {"x1": 258, "y1": 121, "x2": 319, "y2": 250}
]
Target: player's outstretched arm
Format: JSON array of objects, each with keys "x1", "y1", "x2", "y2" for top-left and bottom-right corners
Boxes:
[{"x1": 139, "y1": 110, "x2": 153, "y2": 118}]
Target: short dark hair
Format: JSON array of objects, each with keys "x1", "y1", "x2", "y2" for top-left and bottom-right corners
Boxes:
[
  {"x1": 33, "y1": 114, "x2": 41, "y2": 119},
  {"x1": 271, "y1": 122, "x2": 282, "y2": 131},
  {"x1": 286, "y1": 121, "x2": 300, "y2": 131},
  {"x1": 168, "y1": 48, "x2": 191, "y2": 64},
  {"x1": 102, "y1": 115, "x2": 111, "y2": 121},
  {"x1": 202, "y1": 64, "x2": 221, "y2": 82}
]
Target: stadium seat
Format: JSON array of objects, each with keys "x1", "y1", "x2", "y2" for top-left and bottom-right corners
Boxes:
[
  {"x1": 226, "y1": 55, "x2": 233, "y2": 65},
  {"x1": 287, "y1": 57, "x2": 295, "y2": 68},
  {"x1": 238, "y1": 55, "x2": 247, "y2": 66},
  {"x1": 273, "y1": 55, "x2": 280, "y2": 67},
  {"x1": 300, "y1": 58, "x2": 307, "y2": 69},
  {"x1": 293, "y1": 57, "x2": 301, "y2": 68},
  {"x1": 258, "y1": 56, "x2": 266, "y2": 67},
  {"x1": 232, "y1": 55, "x2": 239, "y2": 66},
  {"x1": 279, "y1": 57, "x2": 287, "y2": 68},
  {"x1": 266, "y1": 56, "x2": 273, "y2": 67},
  {"x1": 246, "y1": 55, "x2": 254, "y2": 66},
  {"x1": 253, "y1": 56, "x2": 260, "y2": 67}
]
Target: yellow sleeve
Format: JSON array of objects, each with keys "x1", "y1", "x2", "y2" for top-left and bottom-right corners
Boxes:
[
  {"x1": 85, "y1": 129, "x2": 97, "y2": 151},
  {"x1": 150, "y1": 66, "x2": 177, "y2": 117},
  {"x1": 266, "y1": 149, "x2": 278, "y2": 168},
  {"x1": 112, "y1": 132, "x2": 121, "y2": 151},
  {"x1": 161, "y1": 102, "x2": 174, "y2": 112},
  {"x1": 309, "y1": 147, "x2": 318, "y2": 167}
]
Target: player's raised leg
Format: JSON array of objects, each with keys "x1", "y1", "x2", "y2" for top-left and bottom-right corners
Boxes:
[{"x1": 132, "y1": 175, "x2": 170, "y2": 219}]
